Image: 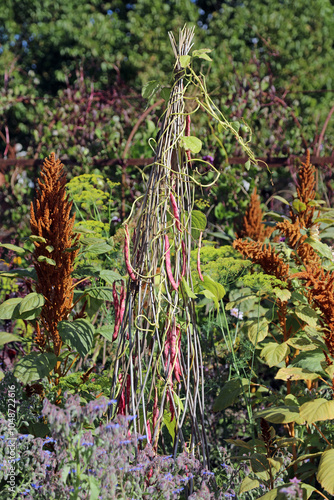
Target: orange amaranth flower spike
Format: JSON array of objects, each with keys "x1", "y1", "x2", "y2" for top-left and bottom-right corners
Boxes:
[
  {"x1": 30, "y1": 152, "x2": 80, "y2": 358},
  {"x1": 238, "y1": 187, "x2": 273, "y2": 242},
  {"x1": 233, "y1": 239, "x2": 289, "y2": 282}
]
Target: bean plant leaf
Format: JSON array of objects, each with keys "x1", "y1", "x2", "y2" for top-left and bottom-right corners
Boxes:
[
  {"x1": 260, "y1": 342, "x2": 290, "y2": 367},
  {"x1": 0, "y1": 243, "x2": 26, "y2": 255},
  {"x1": 142, "y1": 80, "x2": 160, "y2": 99},
  {"x1": 191, "y1": 210, "x2": 207, "y2": 239},
  {"x1": 0, "y1": 298, "x2": 22, "y2": 319},
  {"x1": 73, "y1": 264, "x2": 101, "y2": 279},
  {"x1": 95, "y1": 326, "x2": 114, "y2": 342},
  {"x1": 19, "y1": 293, "x2": 45, "y2": 314},
  {"x1": 14, "y1": 352, "x2": 57, "y2": 384},
  {"x1": 275, "y1": 367, "x2": 320, "y2": 382},
  {"x1": 295, "y1": 305, "x2": 319, "y2": 327},
  {"x1": 239, "y1": 477, "x2": 260, "y2": 494},
  {"x1": 317, "y1": 449, "x2": 334, "y2": 495},
  {"x1": 0, "y1": 332, "x2": 22, "y2": 346},
  {"x1": 179, "y1": 55, "x2": 191, "y2": 68},
  {"x1": 245, "y1": 160, "x2": 251, "y2": 171},
  {"x1": 213, "y1": 378, "x2": 248, "y2": 411},
  {"x1": 162, "y1": 410, "x2": 177, "y2": 445},
  {"x1": 247, "y1": 318, "x2": 269, "y2": 345},
  {"x1": 87, "y1": 287, "x2": 114, "y2": 301},
  {"x1": 99, "y1": 270, "x2": 123, "y2": 285},
  {"x1": 299, "y1": 398, "x2": 334, "y2": 424},
  {"x1": 181, "y1": 136, "x2": 202, "y2": 154},
  {"x1": 181, "y1": 277, "x2": 197, "y2": 299},
  {"x1": 84, "y1": 242, "x2": 113, "y2": 255},
  {"x1": 58, "y1": 319, "x2": 94, "y2": 357},
  {"x1": 192, "y1": 48, "x2": 212, "y2": 61},
  {"x1": 160, "y1": 87, "x2": 171, "y2": 101}
]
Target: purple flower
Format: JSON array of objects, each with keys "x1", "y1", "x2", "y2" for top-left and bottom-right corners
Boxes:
[
  {"x1": 290, "y1": 477, "x2": 301, "y2": 484},
  {"x1": 202, "y1": 155, "x2": 214, "y2": 164},
  {"x1": 230, "y1": 308, "x2": 243, "y2": 320}
]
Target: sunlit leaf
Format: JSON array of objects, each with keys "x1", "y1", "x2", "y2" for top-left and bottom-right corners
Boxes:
[
  {"x1": 37, "y1": 255, "x2": 56, "y2": 266},
  {"x1": 58, "y1": 319, "x2": 94, "y2": 357},
  {"x1": 99, "y1": 270, "x2": 123, "y2": 285},
  {"x1": 19, "y1": 293, "x2": 45, "y2": 314},
  {"x1": 192, "y1": 48, "x2": 212, "y2": 61},
  {"x1": 300, "y1": 398, "x2": 334, "y2": 424},
  {"x1": 87, "y1": 287, "x2": 114, "y2": 301},
  {"x1": 179, "y1": 55, "x2": 191, "y2": 67},
  {"x1": 0, "y1": 243, "x2": 26, "y2": 255},
  {"x1": 14, "y1": 352, "x2": 57, "y2": 384},
  {"x1": 247, "y1": 318, "x2": 268, "y2": 345},
  {"x1": 0, "y1": 332, "x2": 22, "y2": 346},
  {"x1": 304, "y1": 238, "x2": 333, "y2": 261},
  {"x1": 181, "y1": 277, "x2": 197, "y2": 299},
  {"x1": 260, "y1": 342, "x2": 290, "y2": 367},
  {"x1": 191, "y1": 210, "x2": 207, "y2": 239},
  {"x1": 317, "y1": 449, "x2": 334, "y2": 495},
  {"x1": 239, "y1": 477, "x2": 260, "y2": 494},
  {"x1": 255, "y1": 406, "x2": 303, "y2": 424},
  {"x1": 0, "y1": 298, "x2": 22, "y2": 320},
  {"x1": 275, "y1": 366, "x2": 320, "y2": 381},
  {"x1": 181, "y1": 135, "x2": 202, "y2": 154}
]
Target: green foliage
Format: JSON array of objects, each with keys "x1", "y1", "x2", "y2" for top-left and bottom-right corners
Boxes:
[{"x1": 191, "y1": 244, "x2": 251, "y2": 285}]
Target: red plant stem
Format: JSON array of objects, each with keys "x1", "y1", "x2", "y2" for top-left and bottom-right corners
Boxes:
[
  {"x1": 181, "y1": 240, "x2": 186, "y2": 279},
  {"x1": 197, "y1": 231, "x2": 204, "y2": 281},
  {"x1": 164, "y1": 234, "x2": 178, "y2": 291},
  {"x1": 124, "y1": 224, "x2": 137, "y2": 281}
]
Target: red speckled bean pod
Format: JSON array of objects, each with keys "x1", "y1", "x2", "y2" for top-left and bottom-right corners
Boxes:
[
  {"x1": 197, "y1": 231, "x2": 204, "y2": 282},
  {"x1": 164, "y1": 234, "x2": 178, "y2": 291},
  {"x1": 146, "y1": 419, "x2": 152, "y2": 443},
  {"x1": 185, "y1": 115, "x2": 191, "y2": 136},
  {"x1": 174, "y1": 325, "x2": 182, "y2": 383},
  {"x1": 170, "y1": 192, "x2": 181, "y2": 232},
  {"x1": 113, "y1": 282, "x2": 125, "y2": 341},
  {"x1": 152, "y1": 387, "x2": 159, "y2": 431},
  {"x1": 124, "y1": 224, "x2": 137, "y2": 281},
  {"x1": 168, "y1": 390, "x2": 175, "y2": 422}
]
